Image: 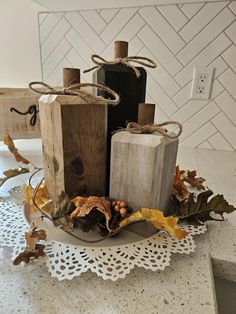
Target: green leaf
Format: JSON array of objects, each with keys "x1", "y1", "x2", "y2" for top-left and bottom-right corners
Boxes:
[
  {"x1": 175, "y1": 190, "x2": 236, "y2": 222},
  {"x1": 51, "y1": 192, "x2": 75, "y2": 220}
]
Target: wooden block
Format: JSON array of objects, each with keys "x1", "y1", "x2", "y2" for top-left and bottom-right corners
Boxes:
[
  {"x1": 0, "y1": 88, "x2": 40, "y2": 139},
  {"x1": 109, "y1": 131, "x2": 178, "y2": 236},
  {"x1": 39, "y1": 94, "x2": 107, "y2": 204}
]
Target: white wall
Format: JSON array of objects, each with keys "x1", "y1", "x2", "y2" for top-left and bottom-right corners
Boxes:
[
  {"x1": 33, "y1": 0, "x2": 229, "y2": 11},
  {"x1": 0, "y1": 0, "x2": 232, "y2": 87},
  {"x1": 40, "y1": 2, "x2": 236, "y2": 151},
  {"x1": 0, "y1": 0, "x2": 44, "y2": 87}
]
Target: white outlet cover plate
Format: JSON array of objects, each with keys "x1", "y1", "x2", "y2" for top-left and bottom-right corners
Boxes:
[{"x1": 191, "y1": 67, "x2": 214, "y2": 100}]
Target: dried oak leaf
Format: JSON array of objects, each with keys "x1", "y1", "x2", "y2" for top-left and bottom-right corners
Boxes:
[
  {"x1": 13, "y1": 244, "x2": 45, "y2": 265},
  {"x1": 173, "y1": 165, "x2": 190, "y2": 202},
  {"x1": 25, "y1": 228, "x2": 47, "y2": 250},
  {"x1": 176, "y1": 190, "x2": 236, "y2": 222},
  {"x1": 0, "y1": 167, "x2": 29, "y2": 187},
  {"x1": 3, "y1": 133, "x2": 30, "y2": 164},
  {"x1": 13, "y1": 227, "x2": 47, "y2": 265},
  {"x1": 119, "y1": 208, "x2": 188, "y2": 240},
  {"x1": 182, "y1": 170, "x2": 206, "y2": 191},
  {"x1": 23, "y1": 183, "x2": 52, "y2": 212}
]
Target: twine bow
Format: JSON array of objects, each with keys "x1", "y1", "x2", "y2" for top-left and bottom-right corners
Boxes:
[
  {"x1": 116, "y1": 121, "x2": 182, "y2": 139},
  {"x1": 28, "y1": 82, "x2": 120, "y2": 106},
  {"x1": 84, "y1": 55, "x2": 157, "y2": 78}
]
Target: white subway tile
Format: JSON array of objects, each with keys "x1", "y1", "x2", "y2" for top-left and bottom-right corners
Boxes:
[
  {"x1": 218, "y1": 68, "x2": 236, "y2": 100},
  {"x1": 208, "y1": 132, "x2": 234, "y2": 151},
  {"x1": 139, "y1": 7, "x2": 185, "y2": 54},
  {"x1": 175, "y1": 33, "x2": 231, "y2": 87},
  {"x1": 212, "y1": 112, "x2": 236, "y2": 150},
  {"x1": 179, "y1": 2, "x2": 227, "y2": 43},
  {"x1": 180, "y1": 3, "x2": 205, "y2": 19},
  {"x1": 158, "y1": 5, "x2": 188, "y2": 32},
  {"x1": 222, "y1": 45, "x2": 236, "y2": 73},
  {"x1": 138, "y1": 25, "x2": 183, "y2": 75},
  {"x1": 177, "y1": 8, "x2": 235, "y2": 65},
  {"x1": 181, "y1": 122, "x2": 217, "y2": 147}
]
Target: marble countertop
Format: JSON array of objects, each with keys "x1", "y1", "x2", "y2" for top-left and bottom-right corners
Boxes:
[{"x1": 0, "y1": 140, "x2": 236, "y2": 314}]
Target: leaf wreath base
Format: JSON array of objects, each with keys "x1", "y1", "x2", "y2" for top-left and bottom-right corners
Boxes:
[{"x1": 0, "y1": 187, "x2": 207, "y2": 281}]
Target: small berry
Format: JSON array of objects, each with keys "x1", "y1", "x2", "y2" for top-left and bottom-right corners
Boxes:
[
  {"x1": 120, "y1": 201, "x2": 126, "y2": 208},
  {"x1": 114, "y1": 205, "x2": 120, "y2": 212},
  {"x1": 120, "y1": 207, "x2": 127, "y2": 217}
]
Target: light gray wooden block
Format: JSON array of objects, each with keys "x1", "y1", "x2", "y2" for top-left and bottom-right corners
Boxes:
[{"x1": 109, "y1": 131, "x2": 178, "y2": 236}]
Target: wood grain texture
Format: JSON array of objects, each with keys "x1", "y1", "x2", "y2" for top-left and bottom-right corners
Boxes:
[
  {"x1": 138, "y1": 103, "x2": 155, "y2": 125},
  {"x1": 0, "y1": 88, "x2": 40, "y2": 139},
  {"x1": 109, "y1": 131, "x2": 178, "y2": 236},
  {"x1": 39, "y1": 94, "x2": 107, "y2": 205}
]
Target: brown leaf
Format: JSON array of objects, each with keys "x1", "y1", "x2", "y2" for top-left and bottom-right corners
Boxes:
[
  {"x1": 71, "y1": 196, "x2": 111, "y2": 220},
  {"x1": 25, "y1": 232, "x2": 38, "y2": 251},
  {"x1": 13, "y1": 222, "x2": 47, "y2": 266},
  {"x1": 173, "y1": 166, "x2": 190, "y2": 201},
  {"x1": 183, "y1": 170, "x2": 206, "y2": 190},
  {"x1": 3, "y1": 133, "x2": 30, "y2": 164},
  {"x1": 176, "y1": 190, "x2": 236, "y2": 222},
  {"x1": 13, "y1": 244, "x2": 46, "y2": 265},
  {"x1": 25, "y1": 228, "x2": 47, "y2": 250}
]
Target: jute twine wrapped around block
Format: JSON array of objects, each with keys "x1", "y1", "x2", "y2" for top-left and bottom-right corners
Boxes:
[
  {"x1": 84, "y1": 55, "x2": 157, "y2": 78},
  {"x1": 29, "y1": 82, "x2": 120, "y2": 106},
  {"x1": 115, "y1": 121, "x2": 182, "y2": 139}
]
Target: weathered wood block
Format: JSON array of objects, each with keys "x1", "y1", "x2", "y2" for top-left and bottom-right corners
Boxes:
[
  {"x1": 0, "y1": 88, "x2": 40, "y2": 139},
  {"x1": 39, "y1": 94, "x2": 107, "y2": 205},
  {"x1": 109, "y1": 131, "x2": 178, "y2": 236}
]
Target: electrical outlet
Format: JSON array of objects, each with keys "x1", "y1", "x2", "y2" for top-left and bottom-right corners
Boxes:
[{"x1": 191, "y1": 67, "x2": 214, "y2": 100}]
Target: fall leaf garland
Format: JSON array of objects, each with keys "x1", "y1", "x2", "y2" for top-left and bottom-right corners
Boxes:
[
  {"x1": 173, "y1": 166, "x2": 236, "y2": 223},
  {"x1": 1, "y1": 133, "x2": 236, "y2": 247},
  {"x1": 3, "y1": 133, "x2": 30, "y2": 165},
  {"x1": 13, "y1": 219, "x2": 47, "y2": 265},
  {"x1": 23, "y1": 183, "x2": 52, "y2": 212},
  {"x1": 0, "y1": 167, "x2": 29, "y2": 187},
  {"x1": 119, "y1": 208, "x2": 188, "y2": 240}
]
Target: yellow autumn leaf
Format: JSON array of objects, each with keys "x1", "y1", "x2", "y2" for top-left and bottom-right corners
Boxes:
[
  {"x1": 141, "y1": 208, "x2": 188, "y2": 240},
  {"x1": 119, "y1": 211, "x2": 144, "y2": 228},
  {"x1": 23, "y1": 183, "x2": 52, "y2": 212},
  {"x1": 119, "y1": 208, "x2": 188, "y2": 240}
]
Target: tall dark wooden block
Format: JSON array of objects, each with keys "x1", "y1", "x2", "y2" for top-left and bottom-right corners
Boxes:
[{"x1": 93, "y1": 41, "x2": 147, "y2": 192}]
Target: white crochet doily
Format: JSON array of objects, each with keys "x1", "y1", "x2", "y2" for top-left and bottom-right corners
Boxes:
[{"x1": 0, "y1": 186, "x2": 207, "y2": 281}]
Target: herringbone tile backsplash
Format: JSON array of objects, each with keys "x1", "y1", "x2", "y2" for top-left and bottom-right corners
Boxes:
[{"x1": 39, "y1": 1, "x2": 236, "y2": 151}]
